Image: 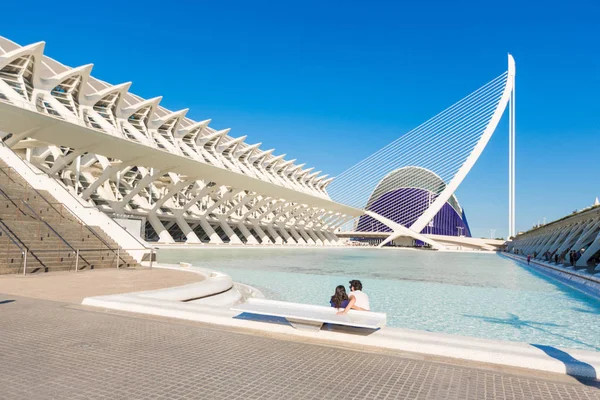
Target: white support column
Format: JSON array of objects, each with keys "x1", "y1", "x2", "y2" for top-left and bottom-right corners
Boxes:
[
  {"x1": 275, "y1": 222, "x2": 296, "y2": 244},
  {"x1": 313, "y1": 229, "x2": 330, "y2": 246},
  {"x1": 533, "y1": 231, "x2": 560, "y2": 257},
  {"x1": 576, "y1": 231, "x2": 600, "y2": 268},
  {"x1": 539, "y1": 227, "x2": 571, "y2": 258},
  {"x1": 288, "y1": 225, "x2": 305, "y2": 245},
  {"x1": 118, "y1": 168, "x2": 162, "y2": 205},
  {"x1": 4, "y1": 128, "x2": 40, "y2": 148},
  {"x1": 199, "y1": 215, "x2": 223, "y2": 244},
  {"x1": 297, "y1": 227, "x2": 315, "y2": 245},
  {"x1": 147, "y1": 213, "x2": 174, "y2": 243},
  {"x1": 305, "y1": 229, "x2": 323, "y2": 245},
  {"x1": 175, "y1": 215, "x2": 201, "y2": 244},
  {"x1": 48, "y1": 149, "x2": 86, "y2": 175},
  {"x1": 322, "y1": 230, "x2": 340, "y2": 245},
  {"x1": 217, "y1": 218, "x2": 243, "y2": 244},
  {"x1": 81, "y1": 164, "x2": 122, "y2": 200},
  {"x1": 274, "y1": 209, "x2": 297, "y2": 245},
  {"x1": 265, "y1": 224, "x2": 284, "y2": 245},
  {"x1": 508, "y1": 72, "x2": 516, "y2": 239},
  {"x1": 524, "y1": 235, "x2": 544, "y2": 254},
  {"x1": 205, "y1": 189, "x2": 244, "y2": 244},
  {"x1": 528, "y1": 232, "x2": 552, "y2": 255},
  {"x1": 180, "y1": 183, "x2": 217, "y2": 213},
  {"x1": 151, "y1": 179, "x2": 190, "y2": 212},
  {"x1": 240, "y1": 197, "x2": 272, "y2": 221},
  {"x1": 322, "y1": 213, "x2": 345, "y2": 231},
  {"x1": 508, "y1": 81, "x2": 513, "y2": 240},
  {"x1": 74, "y1": 155, "x2": 81, "y2": 195},
  {"x1": 556, "y1": 223, "x2": 587, "y2": 256},
  {"x1": 173, "y1": 182, "x2": 222, "y2": 244},
  {"x1": 570, "y1": 219, "x2": 600, "y2": 255},
  {"x1": 285, "y1": 206, "x2": 308, "y2": 246},
  {"x1": 297, "y1": 209, "x2": 324, "y2": 246},
  {"x1": 248, "y1": 220, "x2": 272, "y2": 244},
  {"x1": 236, "y1": 222, "x2": 259, "y2": 245},
  {"x1": 226, "y1": 191, "x2": 255, "y2": 221}
]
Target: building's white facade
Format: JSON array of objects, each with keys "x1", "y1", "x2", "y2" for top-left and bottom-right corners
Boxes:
[
  {"x1": 0, "y1": 36, "x2": 515, "y2": 249},
  {"x1": 0, "y1": 36, "x2": 363, "y2": 245},
  {"x1": 509, "y1": 203, "x2": 600, "y2": 270}
]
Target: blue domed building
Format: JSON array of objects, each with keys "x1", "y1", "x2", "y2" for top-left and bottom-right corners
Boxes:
[{"x1": 356, "y1": 166, "x2": 471, "y2": 243}]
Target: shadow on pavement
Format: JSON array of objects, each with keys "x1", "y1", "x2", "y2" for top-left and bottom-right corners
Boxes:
[
  {"x1": 0, "y1": 299, "x2": 15, "y2": 305},
  {"x1": 531, "y1": 344, "x2": 599, "y2": 387},
  {"x1": 233, "y1": 312, "x2": 292, "y2": 327},
  {"x1": 232, "y1": 312, "x2": 379, "y2": 335}
]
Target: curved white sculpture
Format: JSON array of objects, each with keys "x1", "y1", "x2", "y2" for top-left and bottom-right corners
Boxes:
[{"x1": 329, "y1": 55, "x2": 516, "y2": 248}]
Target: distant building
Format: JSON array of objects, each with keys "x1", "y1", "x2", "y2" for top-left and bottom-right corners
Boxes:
[{"x1": 355, "y1": 167, "x2": 471, "y2": 242}]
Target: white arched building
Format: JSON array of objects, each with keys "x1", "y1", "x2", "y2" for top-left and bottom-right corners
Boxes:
[
  {"x1": 0, "y1": 36, "x2": 514, "y2": 249},
  {"x1": 0, "y1": 36, "x2": 362, "y2": 245}
]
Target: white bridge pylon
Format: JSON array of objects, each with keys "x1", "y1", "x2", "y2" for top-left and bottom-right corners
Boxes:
[{"x1": 328, "y1": 55, "x2": 516, "y2": 248}]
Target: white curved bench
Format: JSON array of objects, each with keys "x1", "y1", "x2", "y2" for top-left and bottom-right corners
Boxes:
[{"x1": 231, "y1": 298, "x2": 386, "y2": 331}]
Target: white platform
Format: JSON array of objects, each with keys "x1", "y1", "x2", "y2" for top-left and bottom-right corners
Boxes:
[{"x1": 82, "y1": 264, "x2": 600, "y2": 380}]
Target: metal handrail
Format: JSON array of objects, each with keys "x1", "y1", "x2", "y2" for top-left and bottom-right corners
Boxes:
[
  {"x1": 0, "y1": 190, "x2": 95, "y2": 270},
  {"x1": 0, "y1": 170, "x2": 146, "y2": 267},
  {"x1": 0, "y1": 220, "x2": 27, "y2": 274},
  {"x1": 0, "y1": 188, "x2": 28, "y2": 217},
  {"x1": 0, "y1": 144, "x2": 154, "y2": 272},
  {"x1": 0, "y1": 219, "x2": 47, "y2": 274},
  {"x1": 0, "y1": 164, "x2": 149, "y2": 251},
  {"x1": 0, "y1": 220, "x2": 25, "y2": 253},
  {"x1": 17, "y1": 199, "x2": 92, "y2": 264}
]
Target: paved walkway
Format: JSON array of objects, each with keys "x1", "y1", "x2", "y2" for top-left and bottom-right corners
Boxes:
[
  {"x1": 0, "y1": 295, "x2": 598, "y2": 399},
  {"x1": 0, "y1": 268, "x2": 202, "y2": 303}
]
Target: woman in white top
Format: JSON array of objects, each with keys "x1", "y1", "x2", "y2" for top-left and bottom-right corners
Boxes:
[{"x1": 337, "y1": 279, "x2": 370, "y2": 314}]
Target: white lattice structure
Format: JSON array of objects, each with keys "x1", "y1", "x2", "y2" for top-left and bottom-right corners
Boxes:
[
  {"x1": 0, "y1": 36, "x2": 363, "y2": 245},
  {"x1": 0, "y1": 36, "x2": 515, "y2": 249}
]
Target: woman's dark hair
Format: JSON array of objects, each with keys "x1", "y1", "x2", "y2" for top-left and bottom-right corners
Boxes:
[
  {"x1": 331, "y1": 285, "x2": 348, "y2": 308},
  {"x1": 349, "y1": 280, "x2": 363, "y2": 291}
]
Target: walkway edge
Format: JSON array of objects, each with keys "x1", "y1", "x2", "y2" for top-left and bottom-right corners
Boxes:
[{"x1": 82, "y1": 266, "x2": 600, "y2": 381}]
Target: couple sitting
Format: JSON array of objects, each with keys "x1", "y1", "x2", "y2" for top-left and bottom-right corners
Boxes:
[{"x1": 330, "y1": 279, "x2": 370, "y2": 315}]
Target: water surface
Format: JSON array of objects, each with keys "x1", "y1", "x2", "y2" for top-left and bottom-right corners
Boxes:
[{"x1": 159, "y1": 248, "x2": 600, "y2": 351}]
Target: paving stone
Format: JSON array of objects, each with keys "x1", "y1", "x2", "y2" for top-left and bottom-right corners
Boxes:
[{"x1": 0, "y1": 294, "x2": 598, "y2": 400}]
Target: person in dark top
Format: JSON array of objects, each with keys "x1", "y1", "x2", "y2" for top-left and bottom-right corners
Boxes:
[{"x1": 330, "y1": 285, "x2": 349, "y2": 309}]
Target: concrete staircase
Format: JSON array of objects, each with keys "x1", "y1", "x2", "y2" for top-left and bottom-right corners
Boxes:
[{"x1": 0, "y1": 161, "x2": 138, "y2": 274}]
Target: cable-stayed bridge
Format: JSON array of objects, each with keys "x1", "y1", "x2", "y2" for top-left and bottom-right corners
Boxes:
[{"x1": 328, "y1": 55, "x2": 516, "y2": 250}]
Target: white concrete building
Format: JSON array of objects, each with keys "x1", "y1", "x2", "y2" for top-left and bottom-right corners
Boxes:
[
  {"x1": 509, "y1": 202, "x2": 600, "y2": 271},
  {"x1": 0, "y1": 36, "x2": 362, "y2": 245},
  {"x1": 0, "y1": 36, "x2": 514, "y2": 249}
]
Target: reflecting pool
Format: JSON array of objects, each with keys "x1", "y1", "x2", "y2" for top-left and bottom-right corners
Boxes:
[{"x1": 158, "y1": 248, "x2": 600, "y2": 351}]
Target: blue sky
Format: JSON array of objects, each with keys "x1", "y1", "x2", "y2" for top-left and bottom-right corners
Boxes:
[{"x1": 2, "y1": 0, "x2": 598, "y2": 238}]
